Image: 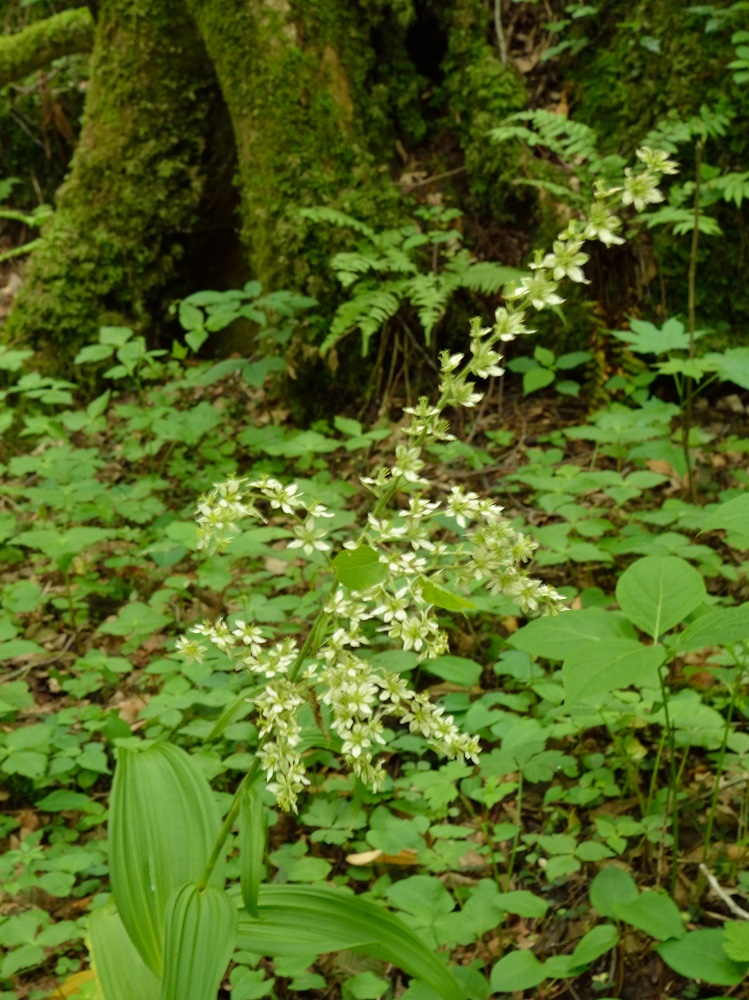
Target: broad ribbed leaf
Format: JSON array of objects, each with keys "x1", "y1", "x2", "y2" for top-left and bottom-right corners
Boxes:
[
  {"x1": 333, "y1": 545, "x2": 387, "y2": 591},
  {"x1": 616, "y1": 555, "x2": 706, "y2": 638},
  {"x1": 110, "y1": 743, "x2": 224, "y2": 976},
  {"x1": 676, "y1": 604, "x2": 749, "y2": 651},
  {"x1": 490, "y1": 949, "x2": 546, "y2": 992},
  {"x1": 206, "y1": 687, "x2": 262, "y2": 742},
  {"x1": 510, "y1": 608, "x2": 631, "y2": 660},
  {"x1": 563, "y1": 639, "x2": 664, "y2": 704},
  {"x1": 658, "y1": 930, "x2": 748, "y2": 985},
  {"x1": 161, "y1": 883, "x2": 237, "y2": 1000},
  {"x1": 89, "y1": 904, "x2": 161, "y2": 1000},
  {"x1": 239, "y1": 785, "x2": 265, "y2": 918},
  {"x1": 237, "y1": 884, "x2": 463, "y2": 1000},
  {"x1": 702, "y1": 494, "x2": 749, "y2": 536},
  {"x1": 421, "y1": 580, "x2": 476, "y2": 612}
]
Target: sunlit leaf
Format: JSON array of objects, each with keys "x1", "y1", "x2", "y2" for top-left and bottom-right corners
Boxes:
[
  {"x1": 109, "y1": 743, "x2": 224, "y2": 975},
  {"x1": 616, "y1": 555, "x2": 706, "y2": 638},
  {"x1": 333, "y1": 545, "x2": 387, "y2": 591},
  {"x1": 88, "y1": 904, "x2": 160, "y2": 1000},
  {"x1": 658, "y1": 930, "x2": 748, "y2": 985},
  {"x1": 237, "y1": 884, "x2": 462, "y2": 1000},
  {"x1": 161, "y1": 883, "x2": 237, "y2": 1000},
  {"x1": 563, "y1": 639, "x2": 664, "y2": 704},
  {"x1": 239, "y1": 784, "x2": 265, "y2": 918}
]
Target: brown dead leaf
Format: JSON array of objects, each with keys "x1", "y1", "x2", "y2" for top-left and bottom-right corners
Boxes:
[{"x1": 346, "y1": 848, "x2": 419, "y2": 866}]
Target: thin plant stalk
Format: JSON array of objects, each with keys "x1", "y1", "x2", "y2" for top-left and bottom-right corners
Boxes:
[
  {"x1": 682, "y1": 137, "x2": 703, "y2": 502},
  {"x1": 702, "y1": 660, "x2": 747, "y2": 864}
]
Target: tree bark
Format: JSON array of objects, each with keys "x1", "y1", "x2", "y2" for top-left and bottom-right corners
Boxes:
[
  {"x1": 185, "y1": 0, "x2": 402, "y2": 295},
  {"x1": 5, "y1": 0, "x2": 218, "y2": 356},
  {"x1": 3, "y1": 0, "x2": 528, "y2": 365},
  {"x1": 0, "y1": 8, "x2": 94, "y2": 89}
]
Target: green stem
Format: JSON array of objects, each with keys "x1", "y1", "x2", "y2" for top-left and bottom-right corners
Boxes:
[
  {"x1": 656, "y1": 658, "x2": 679, "y2": 894},
  {"x1": 702, "y1": 663, "x2": 745, "y2": 864},
  {"x1": 682, "y1": 137, "x2": 703, "y2": 502},
  {"x1": 505, "y1": 773, "x2": 523, "y2": 891},
  {"x1": 198, "y1": 758, "x2": 262, "y2": 891}
]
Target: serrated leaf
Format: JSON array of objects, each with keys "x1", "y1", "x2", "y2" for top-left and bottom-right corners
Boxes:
[
  {"x1": 722, "y1": 922, "x2": 749, "y2": 963},
  {"x1": 616, "y1": 555, "x2": 706, "y2": 638},
  {"x1": 110, "y1": 743, "x2": 225, "y2": 976},
  {"x1": 161, "y1": 883, "x2": 237, "y2": 1000},
  {"x1": 421, "y1": 579, "x2": 476, "y2": 612},
  {"x1": 333, "y1": 545, "x2": 387, "y2": 591}
]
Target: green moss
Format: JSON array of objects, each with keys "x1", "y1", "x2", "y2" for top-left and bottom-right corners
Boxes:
[
  {"x1": 437, "y1": 0, "x2": 528, "y2": 221},
  {"x1": 0, "y1": 7, "x2": 92, "y2": 88},
  {"x1": 5, "y1": 0, "x2": 217, "y2": 359},
  {"x1": 187, "y1": 0, "x2": 406, "y2": 299}
]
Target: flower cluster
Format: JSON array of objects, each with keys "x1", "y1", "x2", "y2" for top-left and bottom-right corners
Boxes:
[{"x1": 178, "y1": 148, "x2": 678, "y2": 812}]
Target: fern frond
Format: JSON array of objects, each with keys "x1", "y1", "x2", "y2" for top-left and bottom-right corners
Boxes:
[
  {"x1": 490, "y1": 109, "x2": 599, "y2": 164},
  {"x1": 330, "y1": 252, "x2": 381, "y2": 287},
  {"x1": 379, "y1": 246, "x2": 419, "y2": 275},
  {"x1": 512, "y1": 177, "x2": 584, "y2": 207},
  {"x1": 321, "y1": 289, "x2": 402, "y2": 356},
  {"x1": 458, "y1": 262, "x2": 525, "y2": 295},
  {"x1": 406, "y1": 274, "x2": 450, "y2": 343},
  {"x1": 298, "y1": 206, "x2": 377, "y2": 240}
]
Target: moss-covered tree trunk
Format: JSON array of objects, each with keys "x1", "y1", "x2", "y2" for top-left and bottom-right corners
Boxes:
[
  {"x1": 5, "y1": 0, "x2": 218, "y2": 354},
  {"x1": 185, "y1": 0, "x2": 401, "y2": 296},
  {"x1": 0, "y1": 7, "x2": 93, "y2": 88},
  {"x1": 3, "y1": 0, "x2": 527, "y2": 363}
]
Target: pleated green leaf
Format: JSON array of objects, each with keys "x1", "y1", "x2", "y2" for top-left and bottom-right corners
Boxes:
[
  {"x1": 239, "y1": 784, "x2": 265, "y2": 918},
  {"x1": 206, "y1": 686, "x2": 263, "y2": 743},
  {"x1": 161, "y1": 883, "x2": 237, "y2": 1000},
  {"x1": 237, "y1": 884, "x2": 464, "y2": 1000},
  {"x1": 109, "y1": 743, "x2": 224, "y2": 977},
  {"x1": 88, "y1": 904, "x2": 161, "y2": 1000}
]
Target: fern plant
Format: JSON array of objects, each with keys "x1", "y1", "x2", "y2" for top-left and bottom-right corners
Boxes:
[
  {"x1": 489, "y1": 109, "x2": 626, "y2": 209},
  {"x1": 299, "y1": 206, "x2": 522, "y2": 357}
]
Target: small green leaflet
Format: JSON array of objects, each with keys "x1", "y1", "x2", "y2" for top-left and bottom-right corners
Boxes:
[
  {"x1": 421, "y1": 579, "x2": 476, "y2": 612},
  {"x1": 332, "y1": 545, "x2": 387, "y2": 591}
]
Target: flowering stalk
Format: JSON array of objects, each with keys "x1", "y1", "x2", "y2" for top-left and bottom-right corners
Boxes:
[{"x1": 178, "y1": 148, "x2": 678, "y2": 815}]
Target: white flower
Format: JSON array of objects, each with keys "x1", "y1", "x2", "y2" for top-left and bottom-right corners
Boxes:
[
  {"x1": 622, "y1": 167, "x2": 664, "y2": 213},
  {"x1": 439, "y1": 373, "x2": 484, "y2": 408},
  {"x1": 584, "y1": 201, "x2": 625, "y2": 246},
  {"x1": 288, "y1": 517, "x2": 331, "y2": 556},
  {"x1": 175, "y1": 635, "x2": 205, "y2": 663},
  {"x1": 506, "y1": 273, "x2": 565, "y2": 310},
  {"x1": 636, "y1": 146, "x2": 679, "y2": 175},
  {"x1": 494, "y1": 307, "x2": 535, "y2": 342},
  {"x1": 392, "y1": 444, "x2": 426, "y2": 483},
  {"x1": 439, "y1": 351, "x2": 464, "y2": 373},
  {"x1": 536, "y1": 239, "x2": 590, "y2": 284}
]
